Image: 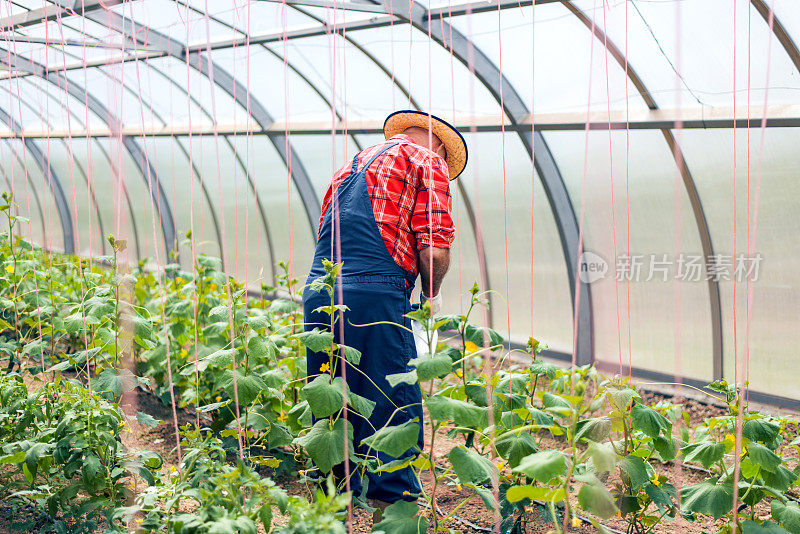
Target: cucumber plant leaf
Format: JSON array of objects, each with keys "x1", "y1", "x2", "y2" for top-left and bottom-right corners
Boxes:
[
  {"x1": 448, "y1": 445, "x2": 495, "y2": 485},
  {"x1": 361, "y1": 418, "x2": 420, "y2": 458},
  {"x1": 681, "y1": 479, "x2": 733, "y2": 520},
  {"x1": 748, "y1": 442, "x2": 782, "y2": 473},
  {"x1": 577, "y1": 474, "x2": 618, "y2": 519},
  {"x1": 495, "y1": 432, "x2": 538, "y2": 469},
  {"x1": 513, "y1": 450, "x2": 567, "y2": 483},
  {"x1": 619, "y1": 455, "x2": 651, "y2": 492},
  {"x1": 682, "y1": 440, "x2": 725, "y2": 469},
  {"x1": 742, "y1": 520, "x2": 791, "y2": 534},
  {"x1": 301, "y1": 374, "x2": 343, "y2": 419},
  {"x1": 293, "y1": 418, "x2": 353, "y2": 474},
  {"x1": 294, "y1": 329, "x2": 334, "y2": 353},
  {"x1": 372, "y1": 499, "x2": 429, "y2": 534},
  {"x1": 631, "y1": 402, "x2": 671, "y2": 439},
  {"x1": 744, "y1": 419, "x2": 780, "y2": 445},
  {"x1": 771, "y1": 501, "x2": 800, "y2": 534}
]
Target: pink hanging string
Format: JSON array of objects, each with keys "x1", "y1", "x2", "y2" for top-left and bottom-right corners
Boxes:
[
  {"x1": 624, "y1": 0, "x2": 632, "y2": 378},
  {"x1": 599, "y1": 0, "x2": 623, "y2": 377},
  {"x1": 573, "y1": 0, "x2": 597, "y2": 375},
  {"x1": 117, "y1": 0, "x2": 184, "y2": 462},
  {"x1": 198, "y1": 0, "x2": 244, "y2": 462}
]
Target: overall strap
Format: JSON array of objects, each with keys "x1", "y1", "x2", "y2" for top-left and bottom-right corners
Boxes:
[{"x1": 351, "y1": 142, "x2": 401, "y2": 176}]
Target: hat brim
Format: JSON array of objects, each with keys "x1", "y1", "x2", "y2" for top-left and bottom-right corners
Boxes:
[{"x1": 383, "y1": 110, "x2": 468, "y2": 180}]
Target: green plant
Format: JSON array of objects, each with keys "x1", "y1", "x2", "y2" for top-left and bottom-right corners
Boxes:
[
  {"x1": 121, "y1": 426, "x2": 288, "y2": 533},
  {"x1": 0, "y1": 373, "x2": 159, "y2": 532}
]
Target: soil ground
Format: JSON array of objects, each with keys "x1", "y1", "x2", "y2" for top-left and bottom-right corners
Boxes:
[{"x1": 0, "y1": 364, "x2": 797, "y2": 533}]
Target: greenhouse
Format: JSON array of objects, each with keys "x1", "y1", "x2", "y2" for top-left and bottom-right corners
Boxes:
[{"x1": 0, "y1": 0, "x2": 799, "y2": 532}]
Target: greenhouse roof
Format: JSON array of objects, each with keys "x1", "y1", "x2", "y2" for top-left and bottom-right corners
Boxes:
[{"x1": 1, "y1": 0, "x2": 800, "y2": 405}]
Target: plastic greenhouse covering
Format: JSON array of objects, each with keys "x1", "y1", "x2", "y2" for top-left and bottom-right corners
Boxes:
[{"x1": 1, "y1": 0, "x2": 799, "y2": 407}]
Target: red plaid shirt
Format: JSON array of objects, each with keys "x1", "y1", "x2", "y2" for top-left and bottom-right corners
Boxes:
[{"x1": 317, "y1": 134, "x2": 455, "y2": 277}]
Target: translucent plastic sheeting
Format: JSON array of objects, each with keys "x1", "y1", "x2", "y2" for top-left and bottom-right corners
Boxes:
[
  {"x1": 68, "y1": 137, "x2": 142, "y2": 260},
  {"x1": 0, "y1": 79, "x2": 52, "y2": 131},
  {"x1": 457, "y1": 132, "x2": 574, "y2": 352},
  {"x1": 580, "y1": 0, "x2": 800, "y2": 110},
  {"x1": 42, "y1": 138, "x2": 105, "y2": 257},
  {"x1": 145, "y1": 136, "x2": 224, "y2": 274},
  {"x1": 96, "y1": 61, "x2": 193, "y2": 128},
  {"x1": 773, "y1": 0, "x2": 800, "y2": 52},
  {"x1": 446, "y1": 3, "x2": 649, "y2": 115},
  {"x1": 111, "y1": 0, "x2": 245, "y2": 45},
  {"x1": 348, "y1": 24, "x2": 501, "y2": 120},
  {"x1": 545, "y1": 129, "x2": 713, "y2": 381},
  {"x1": 209, "y1": 44, "x2": 334, "y2": 124},
  {"x1": 260, "y1": 33, "x2": 408, "y2": 121},
  {"x1": 179, "y1": 135, "x2": 273, "y2": 286},
  {"x1": 220, "y1": 133, "x2": 316, "y2": 287},
  {"x1": 1, "y1": 138, "x2": 64, "y2": 252},
  {"x1": 289, "y1": 134, "x2": 362, "y2": 196},
  {"x1": 1, "y1": 74, "x2": 106, "y2": 130},
  {"x1": 106, "y1": 56, "x2": 215, "y2": 128},
  {"x1": 0, "y1": 139, "x2": 46, "y2": 247},
  {"x1": 94, "y1": 137, "x2": 163, "y2": 266},
  {"x1": 679, "y1": 128, "x2": 800, "y2": 400},
  {"x1": 183, "y1": 0, "x2": 317, "y2": 36},
  {"x1": 65, "y1": 66, "x2": 163, "y2": 129}
]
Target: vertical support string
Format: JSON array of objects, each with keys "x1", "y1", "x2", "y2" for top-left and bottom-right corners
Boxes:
[
  {"x1": 200, "y1": 0, "x2": 244, "y2": 461},
  {"x1": 122, "y1": 1, "x2": 184, "y2": 462},
  {"x1": 599, "y1": 0, "x2": 622, "y2": 377}
]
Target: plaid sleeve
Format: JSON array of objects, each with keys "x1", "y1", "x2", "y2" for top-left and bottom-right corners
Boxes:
[{"x1": 411, "y1": 154, "x2": 455, "y2": 249}]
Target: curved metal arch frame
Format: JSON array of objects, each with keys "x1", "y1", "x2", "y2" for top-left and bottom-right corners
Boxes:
[
  {"x1": 90, "y1": 61, "x2": 228, "y2": 264},
  {"x1": 0, "y1": 106, "x2": 75, "y2": 253},
  {"x1": 375, "y1": 0, "x2": 592, "y2": 361},
  {"x1": 0, "y1": 48, "x2": 178, "y2": 261},
  {"x1": 0, "y1": 138, "x2": 47, "y2": 238},
  {"x1": 83, "y1": 52, "x2": 275, "y2": 279},
  {"x1": 561, "y1": 1, "x2": 724, "y2": 379},
  {"x1": 88, "y1": 8, "x2": 322, "y2": 238},
  {"x1": 2, "y1": 74, "x2": 144, "y2": 258},
  {"x1": 0, "y1": 85, "x2": 108, "y2": 256},
  {"x1": 285, "y1": 5, "x2": 495, "y2": 315},
  {"x1": 561, "y1": 0, "x2": 800, "y2": 381},
  {"x1": 175, "y1": 0, "x2": 494, "y2": 308}
]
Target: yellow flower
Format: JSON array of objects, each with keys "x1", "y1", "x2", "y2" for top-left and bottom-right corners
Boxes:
[
  {"x1": 120, "y1": 420, "x2": 125, "y2": 427},
  {"x1": 572, "y1": 517, "x2": 582, "y2": 528},
  {"x1": 278, "y1": 411, "x2": 288, "y2": 421},
  {"x1": 319, "y1": 362, "x2": 330, "y2": 373},
  {"x1": 169, "y1": 466, "x2": 176, "y2": 473},
  {"x1": 215, "y1": 396, "x2": 222, "y2": 402},
  {"x1": 402, "y1": 491, "x2": 411, "y2": 496},
  {"x1": 4, "y1": 264, "x2": 13, "y2": 273},
  {"x1": 180, "y1": 349, "x2": 188, "y2": 357},
  {"x1": 175, "y1": 276, "x2": 184, "y2": 284},
  {"x1": 650, "y1": 475, "x2": 661, "y2": 486},
  {"x1": 456, "y1": 484, "x2": 463, "y2": 491},
  {"x1": 496, "y1": 459, "x2": 506, "y2": 471},
  {"x1": 465, "y1": 341, "x2": 478, "y2": 353},
  {"x1": 109, "y1": 430, "x2": 115, "y2": 436}
]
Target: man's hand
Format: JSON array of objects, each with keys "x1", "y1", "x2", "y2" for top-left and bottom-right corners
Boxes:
[
  {"x1": 418, "y1": 246, "x2": 450, "y2": 303},
  {"x1": 420, "y1": 292, "x2": 442, "y2": 315}
]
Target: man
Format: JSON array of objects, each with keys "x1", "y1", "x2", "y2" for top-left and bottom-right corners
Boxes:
[{"x1": 302, "y1": 110, "x2": 468, "y2": 513}]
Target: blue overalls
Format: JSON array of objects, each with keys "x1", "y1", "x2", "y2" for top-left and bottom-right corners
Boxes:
[{"x1": 303, "y1": 141, "x2": 424, "y2": 503}]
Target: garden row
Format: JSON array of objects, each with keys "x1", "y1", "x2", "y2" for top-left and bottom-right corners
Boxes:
[{"x1": 1, "y1": 191, "x2": 800, "y2": 534}]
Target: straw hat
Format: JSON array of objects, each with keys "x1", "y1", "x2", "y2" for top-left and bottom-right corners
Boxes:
[{"x1": 384, "y1": 110, "x2": 468, "y2": 180}]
